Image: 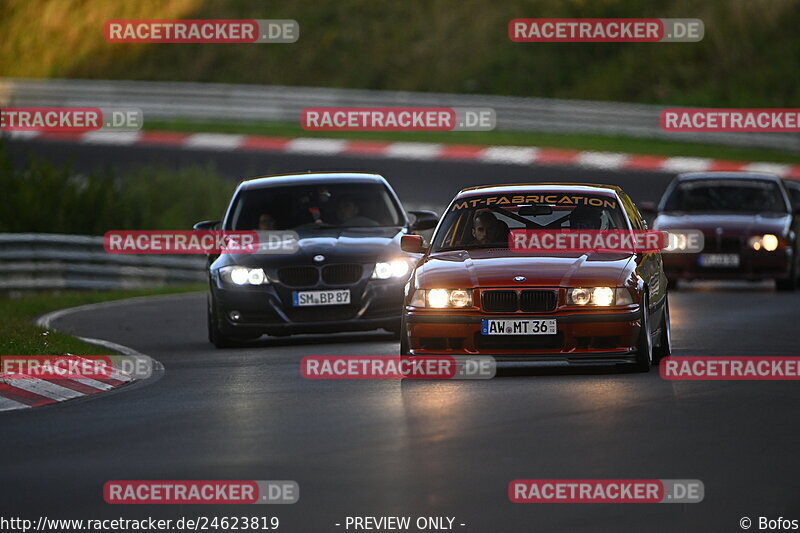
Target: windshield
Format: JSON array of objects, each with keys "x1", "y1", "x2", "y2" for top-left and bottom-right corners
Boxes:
[
  {"x1": 431, "y1": 193, "x2": 627, "y2": 252},
  {"x1": 663, "y1": 180, "x2": 788, "y2": 213},
  {"x1": 228, "y1": 182, "x2": 404, "y2": 230}
]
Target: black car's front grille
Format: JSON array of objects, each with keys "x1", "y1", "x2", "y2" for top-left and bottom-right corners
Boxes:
[
  {"x1": 286, "y1": 307, "x2": 357, "y2": 322},
  {"x1": 482, "y1": 290, "x2": 518, "y2": 312},
  {"x1": 482, "y1": 290, "x2": 556, "y2": 312},
  {"x1": 719, "y1": 236, "x2": 743, "y2": 253},
  {"x1": 278, "y1": 267, "x2": 319, "y2": 287},
  {"x1": 519, "y1": 290, "x2": 557, "y2": 312},
  {"x1": 322, "y1": 264, "x2": 363, "y2": 285},
  {"x1": 278, "y1": 264, "x2": 363, "y2": 287},
  {"x1": 474, "y1": 332, "x2": 564, "y2": 351}
]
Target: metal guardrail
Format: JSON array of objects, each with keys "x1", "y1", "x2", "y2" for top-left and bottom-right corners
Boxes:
[
  {"x1": 0, "y1": 234, "x2": 206, "y2": 291},
  {"x1": 1, "y1": 78, "x2": 797, "y2": 152}
]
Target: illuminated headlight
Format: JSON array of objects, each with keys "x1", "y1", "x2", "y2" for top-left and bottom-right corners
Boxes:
[
  {"x1": 409, "y1": 289, "x2": 473, "y2": 308},
  {"x1": 372, "y1": 258, "x2": 413, "y2": 279},
  {"x1": 749, "y1": 234, "x2": 780, "y2": 252},
  {"x1": 568, "y1": 287, "x2": 632, "y2": 306},
  {"x1": 219, "y1": 266, "x2": 269, "y2": 286}
]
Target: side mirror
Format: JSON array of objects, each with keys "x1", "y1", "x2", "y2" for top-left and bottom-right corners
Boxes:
[
  {"x1": 639, "y1": 201, "x2": 658, "y2": 215},
  {"x1": 193, "y1": 220, "x2": 221, "y2": 231},
  {"x1": 401, "y1": 234, "x2": 426, "y2": 254},
  {"x1": 408, "y1": 210, "x2": 438, "y2": 232}
]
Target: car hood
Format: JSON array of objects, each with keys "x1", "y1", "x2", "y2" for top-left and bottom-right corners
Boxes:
[
  {"x1": 415, "y1": 249, "x2": 634, "y2": 288},
  {"x1": 654, "y1": 212, "x2": 791, "y2": 235},
  {"x1": 218, "y1": 227, "x2": 406, "y2": 268}
]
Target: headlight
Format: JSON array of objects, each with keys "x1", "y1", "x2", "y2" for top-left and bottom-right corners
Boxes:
[
  {"x1": 568, "y1": 287, "x2": 632, "y2": 306},
  {"x1": 409, "y1": 289, "x2": 473, "y2": 308},
  {"x1": 219, "y1": 266, "x2": 270, "y2": 286},
  {"x1": 371, "y1": 258, "x2": 414, "y2": 279},
  {"x1": 749, "y1": 234, "x2": 780, "y2": 252}
]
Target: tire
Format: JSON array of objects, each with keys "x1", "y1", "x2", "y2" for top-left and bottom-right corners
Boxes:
[
  {"x1": 399, "y1": 315, "x2": 410, "y2": 355},
  {"x1": 631, "y1": 293, "x2": 653, "y2": 373},
  {"x1": 776, "y1": 246, "x2": 798, "y2": 291},
  {"x1": 207, "y1": 297, "x2": 241, "y2": 349},
  {"x1": 652, "y1": 295, "x2": 672, "y2": 364}
]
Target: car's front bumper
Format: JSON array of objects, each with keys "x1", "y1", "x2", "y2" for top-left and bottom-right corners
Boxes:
[
  {"x1": 212, "y1": 280, "x2": 404, "y2": 336},
  {"x1": 663, "y1": 249, "x2": 792, "y2": 280},
  {"x1": 405, "y1": 307, "x2": 641, "y2": 364}
]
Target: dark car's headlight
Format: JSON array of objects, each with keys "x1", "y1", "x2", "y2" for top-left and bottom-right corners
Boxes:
[
  {"x1": 748, "y1": 234, "x2": 781, "y2": 251},
  {"x1": 218, "y1": 266, "x2": 270, "y2": 286},
  {"x1": 409, "y1": 289, "x2": 473, "y2": 308},
  {"x1": 371, "y1": 258, "x2": 415, "y2": 279},
  {"x1": 567, "y1": 287, "x2": 633, "y2": 306}
]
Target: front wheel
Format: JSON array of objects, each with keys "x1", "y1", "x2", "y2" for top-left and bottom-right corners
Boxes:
[
  {"x1": 652, "y1": 295, "x2": 672, "y2": 364},
  {"x1": 399, "y1": 315, "x2": 410, "y2": 355},
  {"x1": 776, "y1": 248, "x2": 798, "y2": 291},
  {"x1": 631, "y1": 293, "x2": 653, "y2": 373},
  {"x1": 208, "y1": 297, "x2": 243, "y2": 348}
]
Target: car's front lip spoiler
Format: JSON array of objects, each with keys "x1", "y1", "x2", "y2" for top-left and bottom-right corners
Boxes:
[
  {"x1": 406, "y1": 309, "x2": 641, "y2": 324},
  {"x1": 406, "y1": 352, "x2": 637, "y2": 365}
]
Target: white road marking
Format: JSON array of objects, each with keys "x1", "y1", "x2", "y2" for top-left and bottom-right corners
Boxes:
[
  {"x1": 286, "y1": 138, "x2": 348, "y2": 154},
  {"x1": 0, "y1": 396, "x2": 29, "y2": 411},
  {"x1": 2, "y1": 379, "x2": 85, "y2": 401},
  {"x1": 81, "y1": 131, "x2": 142, "y2": 145},
  {"x1": 743, "y1": 162, "x2": 791, "y2": 176},
  {"x1": 661, "y1": 157, "x2": 713, "y2": 173},
  {"x1": 185, "y1": 133, "x2": 245, "y2": 150},
  {"x1": 480, "y1": 146, "x2": 539, "y2": 165},
  {"x1": 384, "y1": 142, "x2": 442, "y2": 159},
  {"x1": 576, "y1": 151, "x2": 628, "y2": 169}
]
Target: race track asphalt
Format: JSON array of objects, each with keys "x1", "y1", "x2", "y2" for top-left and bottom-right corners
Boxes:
[{"x1": 2, "y1": 139, "x2": 799, "y2": 532}]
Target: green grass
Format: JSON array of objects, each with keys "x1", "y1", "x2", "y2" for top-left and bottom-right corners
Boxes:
[
  {"x1": 147, "y1": 119, "x2": 800, "y2": 165},
  {"x1": 2, "y1": 0, "x2": 799, "y2": 107},
  {"x1": 0, "y1": 285, "x2": 204, "y2": 356},
  {"x1": 0, "y1": 142, "x2": 236, "y2": 234}
]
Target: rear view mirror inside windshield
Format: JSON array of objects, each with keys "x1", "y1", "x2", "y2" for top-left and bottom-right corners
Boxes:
[{"x1": 518, "y1": 205, "x2": 553, "y2": 216}]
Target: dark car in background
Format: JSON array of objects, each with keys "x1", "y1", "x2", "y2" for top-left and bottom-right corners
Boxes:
[
  {"x1": 652, "y1": 172, "x2": 799, "y2": 290},
  {"x1": 197, "y1": 172, "x2": 437, "y2": 348}
]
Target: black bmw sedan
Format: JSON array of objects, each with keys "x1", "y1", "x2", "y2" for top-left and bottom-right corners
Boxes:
[{"x1": 196, "y1": 172, "x2": 437, "y2": 348}]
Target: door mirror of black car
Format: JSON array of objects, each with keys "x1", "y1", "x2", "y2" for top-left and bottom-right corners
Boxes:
[
  {"x1": 401, "y1": 235, "x2": 427, "y2": 254},
  {"x1": 193, "y1": 220, "x2": 221, "y2": 231},
  {"x1": 409, "y1": 210, "x2": 439, "y2": 231},
  {"x1": 639, "y1": 201, "x2": 658, "y2": 214}
]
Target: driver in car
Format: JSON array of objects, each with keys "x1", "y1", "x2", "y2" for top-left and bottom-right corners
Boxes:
[
  {"x1": 335, "y1": 197, "x2": 378, "y2": 226},
  {"x1": 471, "y1": 211, "x2": 508, "y2": 245}
]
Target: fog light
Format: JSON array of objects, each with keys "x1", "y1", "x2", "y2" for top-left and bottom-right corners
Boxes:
[{"x1": 229, "y1": 311, "x2": 241, "y2": 321}]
